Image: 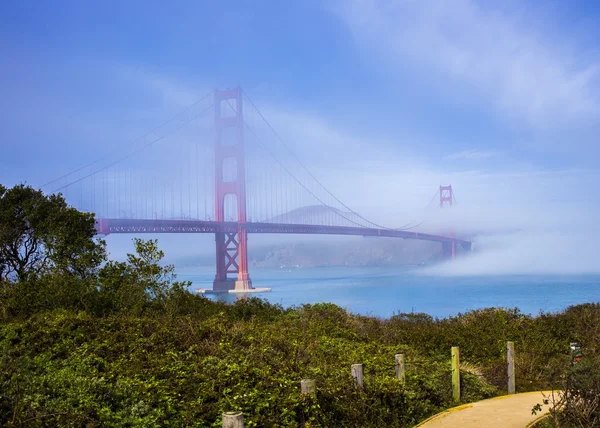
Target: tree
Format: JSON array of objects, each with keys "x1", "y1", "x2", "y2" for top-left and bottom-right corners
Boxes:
[
  {"x1": 98, "y1": 238, "x2": 191, "y2": 315},
  {"x1": 0, "y1": 184, "x2": 106, "y2": 282}
]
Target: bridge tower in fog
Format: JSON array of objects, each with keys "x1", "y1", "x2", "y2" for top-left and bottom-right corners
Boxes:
[
  {"x1": 213, "y1": 87, "x2": 252, "y2": 291},
  {"x1": 439, "y1": 185, "x2": 453, "y2": 208},
  {"x1": 439, "y1": 185, "x2": 456, "y2": 260}
]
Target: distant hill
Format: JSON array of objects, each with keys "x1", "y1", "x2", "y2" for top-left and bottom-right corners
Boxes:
[
  {"x1": 170, "y1": 237, "x2": 444, "y2": 269},
  {"x1": 248, "y1": 237, "x2": 443, "y2": 268},
  {"x1": 263, "y1": 205, "x2": 367, "y2": 227}
]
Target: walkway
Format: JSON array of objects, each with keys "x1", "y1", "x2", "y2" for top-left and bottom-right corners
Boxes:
[{"x1": 416, "y1": 391, "x2": 556, "y2": 428}]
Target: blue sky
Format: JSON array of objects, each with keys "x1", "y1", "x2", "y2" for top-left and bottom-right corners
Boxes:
[
  {"x1": 1, "y1": 0, "x2": 599, "y2": 272},
  {"x1": 2, "y1": 1, "x2": 598, "y2": 170}
]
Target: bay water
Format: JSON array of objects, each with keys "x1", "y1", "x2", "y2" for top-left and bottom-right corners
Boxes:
[{"x1": 178, "y1": 266, "x2": 600, "y2": 319}]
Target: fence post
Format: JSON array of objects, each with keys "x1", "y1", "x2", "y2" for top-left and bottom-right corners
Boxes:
[
  {"x1": 301, "y1": 379, "x2": 316, "y2": 396},
  {"x1": 395, "y1": 354, "x2": 406, "y2": 384},
  {"x1": 222, "y1": 411, "x2": 244, "y2": 428},
  {"x1": 507, "y1": 341, "x2": 515, "y2": 394},
  {"x1": 351, "y1": 363, "x2": 364, "y2": 389},
  {"x1": 451, "y1": 346, "x2": 460, "y2": 402}
]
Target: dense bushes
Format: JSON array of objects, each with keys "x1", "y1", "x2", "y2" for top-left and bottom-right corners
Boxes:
[
  {"x1": 0, "y1": 301, "x2": 501, "y2": 427},
  {"x1": 1, "y1": 184, "x2": 599, "y2": 426},
  {"x1": 3, "y1": 297, "x2": 600, "y2": 426}
]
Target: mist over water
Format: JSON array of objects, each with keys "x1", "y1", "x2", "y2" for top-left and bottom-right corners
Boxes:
[
  {"x1": 424, "y1": 230, "x2": 600, "y2": 276},
  {"x1": 410, "y1": 191, "x2": 600, "y2": 276}
]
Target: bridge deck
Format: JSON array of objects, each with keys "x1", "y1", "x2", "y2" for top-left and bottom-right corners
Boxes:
[{"x1": 96, "y1": 218, "x2": 470, "y2": 247}]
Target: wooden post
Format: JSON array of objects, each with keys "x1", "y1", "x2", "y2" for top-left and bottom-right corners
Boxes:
[
  {"x1": 351, "y1": 364, "x2": 364, "y2": 389},
  {"x1": 507, "y1": 341, "x2": 515, "y2": 394},
  {"x1": 395, "y1": 354, "x2": 406, "y2": 384},
  {"x1": 222, "y1": 411, "x2": 244, "y2": 428},
  {"x1": 451, "y1": 346, "x2": 460, "y2": 402},
  {"x1": 301, "y1": 379, "x2": 316, "y2": 396}
]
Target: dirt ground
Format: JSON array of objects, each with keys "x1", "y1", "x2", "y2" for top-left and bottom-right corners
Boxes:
[{"x1": 415, "y1": 391, "x2": 556, "y2": 428}]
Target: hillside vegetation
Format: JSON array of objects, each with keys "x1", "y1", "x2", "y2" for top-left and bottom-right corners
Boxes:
[
  {"x1": 1, "y1": 184, "x2": 599, "y2": 427},
  {"x1": 4, "y1": 286, "x2": 600, "y2": 427}
]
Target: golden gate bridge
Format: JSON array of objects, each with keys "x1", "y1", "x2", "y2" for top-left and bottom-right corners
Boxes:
[{"x1": 42, "y1": 87, "x2": 470, "y2": 293}]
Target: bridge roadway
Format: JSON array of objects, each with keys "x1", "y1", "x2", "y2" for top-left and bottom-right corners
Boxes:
[{"x1": 95, "y1": 218, "x2": 471, "y2": 250}]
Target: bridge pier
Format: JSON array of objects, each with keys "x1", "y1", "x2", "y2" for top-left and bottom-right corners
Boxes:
[
  {"x1": 212, "y1": 228, "x2": 253, "y2": 292},
  {"x1": 212, "y1": 278, "x2": 254, "y2": 292}
]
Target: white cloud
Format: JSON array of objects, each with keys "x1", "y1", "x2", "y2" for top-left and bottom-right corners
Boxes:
[{"x1": 335, "y1": 0, "x2": 600, "y2": 132}]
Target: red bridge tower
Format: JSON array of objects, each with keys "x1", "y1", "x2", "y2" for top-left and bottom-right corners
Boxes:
[
  {"x1": 212, "y1": 87, "x2": 253, "y2": 292},
  {"x1": 439, "y1": 185, "x2": 455, "y2": 260}
]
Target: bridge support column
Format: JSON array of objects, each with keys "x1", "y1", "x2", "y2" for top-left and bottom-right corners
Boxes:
[
  {"x1": 439, "y1": 185, "x2": 456, "y2": 261},
  {"x1": 236, "y1": 226, "x2": 251, "y2": 285},
  {"x1": 212, "y1": 87, "x2": 254, "y2": 292},
  {"x1": 442, "y1": 241, "x2": 456, "y2": 261},
  {"x1": 213, "y1": 230, "x2": 253, "y2": 292}
]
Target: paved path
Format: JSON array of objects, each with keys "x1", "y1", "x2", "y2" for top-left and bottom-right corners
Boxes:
[{"x1": 415, "y1": 391, "x2": 556, "y2": 428}]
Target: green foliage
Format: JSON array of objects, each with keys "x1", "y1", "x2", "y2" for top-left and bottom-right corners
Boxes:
[
  {"x1": 562, "y1": 357, "x2": 600, "y2": 426},
  {"x1": 529, "y1": 356, "x2": 600, "y2": 427},
  {"x1": 3, "y1": 286, "x2": 600, "y2": 427},
  {"x1": 0, "y1": 184, "x2": 105, "y2": 282},
  {"x1": 97, "y1": 238, "x2": 192, "y2": 316},
  {"x1": 2, "y1": 183, "x2": 599, "y2": 426},
  {"x1": 0, "y1": 301, "x2": 503, "y2": 427},
  {"x1": 0, "y1": 184, "x2": 106, "y2": 319}
]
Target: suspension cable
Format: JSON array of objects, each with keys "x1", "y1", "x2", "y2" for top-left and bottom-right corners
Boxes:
[
  {"x1": 40, "y1": 90, "x2": 215, "y2": 189},
  {"x1": 243, "y1": 122, "x2": 373, "y2": 229},
  {"x1": 242, "y1": 90, "x2": 394, "y2": 230},
  {"x1": 393, "y1": 188, "x2": 440, "y2": 230},
  {"x1": 223, "y1": 99, "x2": 375, "y2": 229},
  {"x1": 52, "y1": 103, "x2": 214, "y2": 193}
]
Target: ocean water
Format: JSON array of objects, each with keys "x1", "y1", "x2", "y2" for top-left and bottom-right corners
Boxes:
[{"x1": 177, "y1": 266, "x2": 600, "y2": 319}]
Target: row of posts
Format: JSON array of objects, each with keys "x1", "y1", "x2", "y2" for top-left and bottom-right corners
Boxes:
[
  {"x1": 451, "y1": 342, "x2": 515, "y2": 401},
  {"x1": 222, "y1": 342, "x2": 517, "y2": 427}
]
